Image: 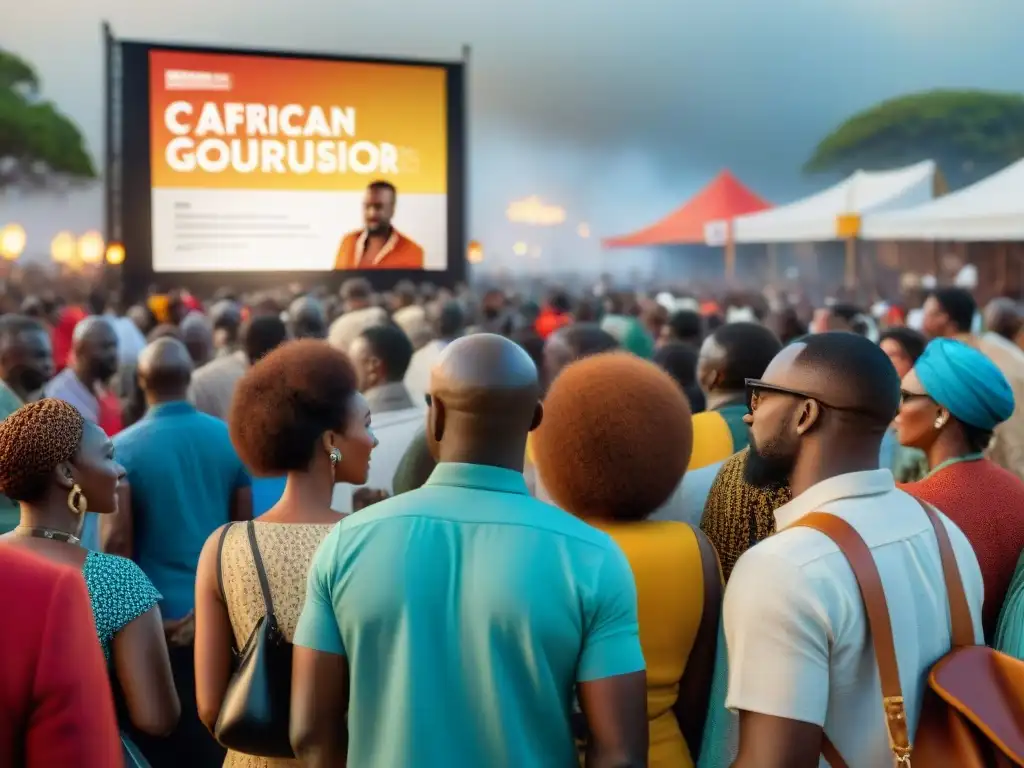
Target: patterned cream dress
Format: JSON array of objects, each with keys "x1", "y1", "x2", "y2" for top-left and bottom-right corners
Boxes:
[{"x1": 219, "y1": 521, "x2": 335, "y2": 768}]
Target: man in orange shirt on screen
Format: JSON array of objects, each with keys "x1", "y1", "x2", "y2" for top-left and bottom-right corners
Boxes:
[{"x1": 334, "y1": 181, "x2": 425, "y2": 270}]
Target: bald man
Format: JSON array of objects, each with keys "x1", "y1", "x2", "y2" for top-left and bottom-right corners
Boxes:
[
  {"x1": 287, "y1": 296, "x2": 328, "y2": 340},
  {"x1": 179, "y1": 313, "x2": 214, "y2": 367},
  {"x1": 44, "y1": 316, "x2": 119, "y2": 424},
  {"x1": 106, "y1": 337, "x2": 250, "y2": 768},
  {"x1": 293, "y1": 334, "x2": 648, "y2": 768},
  {"x1": 723, "y1": 332, "x2": 983, "y2": 768}
]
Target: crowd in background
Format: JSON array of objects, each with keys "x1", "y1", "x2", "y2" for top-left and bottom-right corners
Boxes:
[{"x1": 1, "y1": 271, "x2": 1024, "y2": 767}]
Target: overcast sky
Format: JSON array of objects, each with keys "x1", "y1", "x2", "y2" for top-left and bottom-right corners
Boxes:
[{"x1": 4, "y1": 0, "x2": 1023, "y2": 263}]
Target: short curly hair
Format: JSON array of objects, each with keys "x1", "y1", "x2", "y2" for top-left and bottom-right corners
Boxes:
[
  {"x1": 0, "y1": 399, "x2": 85, "y2": 502},
  {"x1": 229, "y1": 339, "x2": 358, "y2": 476},
  {"x1": 533, "y1": 352, "x2": 692, "y2": 521}
]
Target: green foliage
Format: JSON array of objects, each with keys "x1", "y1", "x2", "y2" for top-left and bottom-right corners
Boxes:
[
  {"x1": 0, "y1": 48, "x2": 95, "y2": 188},
  {"x1": 805, "y1": 90, "x2": 1024, "y2": 185}
]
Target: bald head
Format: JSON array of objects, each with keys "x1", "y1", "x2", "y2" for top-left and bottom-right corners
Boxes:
[
  {"x1": 180, "y1": 313, "x2": 214, "y2": 366},
  {"x1": 138, "y1": 337, "x2": 193, "y2": 400},
  {"x1": 288, "y1": 296, "x2": 327, "y2": 339},
  {"x1": 985, "y1": 298, "x2": 1022, "y2": 343},
  {"x1": 428, "y1": 334, "x2": 542, "y2": 468},
  {"x1": 72, "y1": 316, "x2": 119, "y2": 383}
]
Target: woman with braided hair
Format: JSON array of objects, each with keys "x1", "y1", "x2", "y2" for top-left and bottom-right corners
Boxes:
[{"x1": 0, "y1": 398, "x2": 180, "y2": 763}]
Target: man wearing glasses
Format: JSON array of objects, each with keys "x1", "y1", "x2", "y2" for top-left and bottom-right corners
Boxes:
[{"x1": 722, "y1": 331, "x2": 983, "y2": 768}]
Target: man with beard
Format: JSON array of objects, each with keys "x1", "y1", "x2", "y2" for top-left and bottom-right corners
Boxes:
[
  {"x1": 44, "y1": 316, "x2": 119, "y2": 429},
  {"x1": 0, "y1": 315, "x2": 54, "y2": 533},
  {"x1": 333, "y1": 181, "x2": 425, "y2": 270},
  {"x1": 723, "y1": 332, "x2": 983, "y2": 768}
]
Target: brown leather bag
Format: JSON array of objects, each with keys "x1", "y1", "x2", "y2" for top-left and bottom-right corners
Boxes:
[{"x1": 795, "y1": 501, "x2": 1024, "y2": 767}]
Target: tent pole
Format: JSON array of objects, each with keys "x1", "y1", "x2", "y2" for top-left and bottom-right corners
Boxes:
[
  {"x1": 725, "y1": 229, "x2": 736, "y2": 282},
  {"x1": 844, "y1": 237, "x2": 857, "y2": 291}
]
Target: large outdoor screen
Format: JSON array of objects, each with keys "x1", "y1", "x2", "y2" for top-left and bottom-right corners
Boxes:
[{"x1": 147, "y1": 48, "x2": 449, "y2": 273}]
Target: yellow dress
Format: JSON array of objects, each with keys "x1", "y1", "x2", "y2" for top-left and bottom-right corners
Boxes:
[{"x1": 591, "y1": 520, "x2": 705, "y2": 768}]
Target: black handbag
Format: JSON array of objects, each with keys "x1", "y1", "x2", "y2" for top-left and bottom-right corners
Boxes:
[{"x1": 213, "y1": 521, "x2": 296, "y2": 757}]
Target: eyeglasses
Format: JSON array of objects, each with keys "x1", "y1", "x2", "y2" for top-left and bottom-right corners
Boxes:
[{"x1": 744, "y1": 378, "x2": 874, "y2": 416}]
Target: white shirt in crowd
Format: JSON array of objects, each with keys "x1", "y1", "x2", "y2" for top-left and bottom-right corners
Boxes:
[
  {"x1": 724, "y1": 469, "x2": 983, "y2": 768},
  {"x1": 331, "y1": 406, "x2": 424, "y2": 514}
]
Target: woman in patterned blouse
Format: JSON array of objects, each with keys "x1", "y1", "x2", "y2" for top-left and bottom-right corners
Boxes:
[
  {"x1": 194, "y1": 340, "x2": 378, "y2": 767},
  {"x1": 0, "y1": 398, "x2": 180, "y2": 761}
]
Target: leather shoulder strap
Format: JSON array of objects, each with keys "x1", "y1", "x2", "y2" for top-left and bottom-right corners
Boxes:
[
  {"x1": 915, "y1": 499, "x2": 975, "y2": 647},
  {"x1": 245, "y1": 520, "x2": 277, "y2": 620},
  {"x1": 795, "y1": 512, "x2": 912, "y2": 764}
]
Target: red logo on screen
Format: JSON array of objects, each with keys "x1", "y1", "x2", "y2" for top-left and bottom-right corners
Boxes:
[{"x1": 164, "y1": 69, "x2": 233, "y2": 91}]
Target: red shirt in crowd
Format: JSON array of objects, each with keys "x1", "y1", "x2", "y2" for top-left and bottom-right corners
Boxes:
[
  {"x1": 0, "y1": 547, "x2": 121, "y2": 767},
  {"x1": 901, "y1": 457, "x2": 1024, "y2": 639}
]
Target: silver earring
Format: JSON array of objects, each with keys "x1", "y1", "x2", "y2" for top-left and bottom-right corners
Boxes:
[
  {"x1": 329, "y1": 448, "x2": 342, "y2": 467},
  {"x1": 934, "y1": 416, "x2": 946, "y2": 429}
]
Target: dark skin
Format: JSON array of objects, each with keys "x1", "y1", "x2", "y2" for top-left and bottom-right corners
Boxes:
[
  {"x1": 1, "y1": 421, "x2": 180, "y2": 736},
  {"x1": 735, "y1": 343, "x2": 887, "y2": 767},
  {"x1": 0, "y1": 327, "x2": 54, "y2": 400},
  {"x1": 198, "y1": 394, "x2": 372, "y2": 737},
  {"x1": 984, "y1": 298, "x2": 1022, "y2": 345},
  {"x1": 102, "y1": 338, "x2": 252, "y2": 647},
  {"x1": 895, "y1": 367, "x2": 975, "y2": 470},
  {"x1": 292, "y1": 335, "x2": 647, "y2": 767},
  {"x1": 361, "y1": 186, "x2": 396, "y2": 263},
  {"x1": 696, "y1": 335, "x2": 745, "y2": 410},
  {"x1": 72, "y1": 316, "x2": 119, "y2": 390}
]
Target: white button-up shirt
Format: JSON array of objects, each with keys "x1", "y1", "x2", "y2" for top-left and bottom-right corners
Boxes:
[{"x1": 723, "y1": 469, "x2": 983, "y2": 768}]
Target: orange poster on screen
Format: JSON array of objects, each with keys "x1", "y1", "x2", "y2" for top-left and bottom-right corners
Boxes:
[{"x1": 147, "y1": 49, "x2": 452, "y2": 273}]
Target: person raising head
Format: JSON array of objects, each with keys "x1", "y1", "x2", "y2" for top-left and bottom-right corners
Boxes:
[
  {"x1": 724, "y1": 331, "x2": 984, "y2": 768},
  {"x1": 195, "y1": 339, "x2": 375, "y2": 766},
  {"x1": 0, "y1": 399, "x2": 180, "y2": 745},
  {"x1": 691, "y1": 322, "x2": 781, "y2": 470},
  {"x1": 291, "y1": 334, "x2": 648, "y2": 768},
  {"x1": 896, "y1": 338, "x2": 1024, "y2": 638},
  {"x1": 333, "y1": 180, "x2": 425, "y2": 270},
  {"x1": 533, "y1": 351, "x2": 721, "y2": 766}
]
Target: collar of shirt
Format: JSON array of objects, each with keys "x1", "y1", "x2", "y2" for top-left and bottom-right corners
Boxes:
[
  {"x1": 355, "y1": 229, "x2": 400, "y2": 267},
  {"x1": 425, "y1": 462, "x2": 529, "y2": 496},
  {"x1": 773, "y1": 469, "x2": 895, "y2": 531},
  {"x1": 365, "y1": 382, "x2": 415, "y2": 414},
  {"x1": 144, "y1": 400, "x2": 197, "y2": 420}
]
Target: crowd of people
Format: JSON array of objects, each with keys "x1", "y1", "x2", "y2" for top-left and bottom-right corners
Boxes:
[{"x1": 1, "y1": 274, "x2": 1024, "y2": 767}]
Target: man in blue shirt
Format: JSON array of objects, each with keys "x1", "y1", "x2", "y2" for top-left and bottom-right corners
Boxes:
[
  {"x1": 103, "y1": 337, "x2": 251, "y2": 767},
  {"x1": 293, "y1": 333, "x2": 648, "y2": 767}
]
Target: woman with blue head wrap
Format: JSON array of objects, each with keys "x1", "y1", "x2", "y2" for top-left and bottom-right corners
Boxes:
[{"x1": 898, "y1": 337, "x2": 1024, "y2": 640}]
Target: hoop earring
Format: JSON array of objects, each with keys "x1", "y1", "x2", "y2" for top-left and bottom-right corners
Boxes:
[
  {"x1": 67, "y1": 484, "x2": 87, "y2": 516},
  {"x1": 329, "y1": 448, "x2": 343, "y2": 468}
]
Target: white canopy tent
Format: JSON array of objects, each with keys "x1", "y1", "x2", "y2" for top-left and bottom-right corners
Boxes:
[
  {"x1": 861, "y1": 159, "x2": 1024, "y2": 241},
  {"x1": 726, "y1": 160, "x2": 938, "y2": 243}
]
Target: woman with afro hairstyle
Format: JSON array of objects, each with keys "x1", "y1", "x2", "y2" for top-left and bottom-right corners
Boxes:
[
  {"x1": 0, "y1": 398, "x2": 180, "y2": 758},
  {"x1": 193, "y1": 339, "x2": 378, "y2": 767},
  {"x1": 532, "y1": 352, "x2": 722, "y2": 768}
]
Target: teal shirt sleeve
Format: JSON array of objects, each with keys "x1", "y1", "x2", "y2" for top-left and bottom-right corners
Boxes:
[
  {"x1": 294, "y1": 528, "x2": 346, "y2": 656},
  {"x1": 577, "y1": 543, "x2": 645, "y2": 682}
]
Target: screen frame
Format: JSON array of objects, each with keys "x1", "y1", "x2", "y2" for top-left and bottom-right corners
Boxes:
[{"x1": 117, "y1": 39, "x2": 467, "y2": 301}]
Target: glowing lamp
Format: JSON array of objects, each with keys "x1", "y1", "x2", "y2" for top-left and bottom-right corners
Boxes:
[
  {"x1": 51, "y1": 231, "x2": 76, "y2": 264},
  {"x1": 0, "y1": 223, "x2": 26, "y2": 261},
  {"x1": 105, "y1": 242, "x2": 126, "y2": 265},
  {"x1": 78, "y1": 231, "x2": 105, "y2": 265}
]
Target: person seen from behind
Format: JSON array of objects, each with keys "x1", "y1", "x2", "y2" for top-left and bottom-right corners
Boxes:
[
  {"x1": 195, "y1": 340, "x2": 373, "y2": 767},
  {"x1": 725, "y1": 332, "x2": 983, "y2": 767},
  {"x1": 533, "y1": 351, "x2": 720, "y2": 768},
  {"x1": 0, "y1": 399, "x2": 179, "y2": 755},
  {"x1": 291, "y1": 334, "x2": 648, "y2": 767},
  {"x1": 105, "y1": 338, "x2": 252, "y2": 768},
  {"x1": 896, "y1": 338, "x2": 1024, "y2": 639}
]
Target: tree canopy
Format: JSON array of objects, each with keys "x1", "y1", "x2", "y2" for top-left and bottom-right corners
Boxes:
[
  {"x1": 0, "y1": 48, "x2": 95, "y2": 189},
  {"x1": 805, "y1": 90, "x2": 1024, "y2": 188}
]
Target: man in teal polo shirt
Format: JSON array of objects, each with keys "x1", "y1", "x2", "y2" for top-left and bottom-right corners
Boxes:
[{"x1": 293, "y1": 333, "x2": 648, "y2": 767}]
